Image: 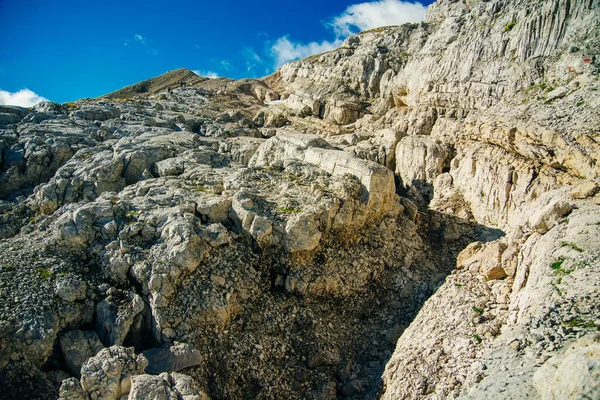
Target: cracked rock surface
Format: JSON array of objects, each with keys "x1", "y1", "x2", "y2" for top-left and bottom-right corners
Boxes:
[{"x1": 1, "y1": 0, "x2": 599, "y2": 398}]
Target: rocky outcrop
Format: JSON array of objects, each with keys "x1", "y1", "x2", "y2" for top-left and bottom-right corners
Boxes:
[
  {"x1": 142, "y1": 343, "x2": 203, "y2": 374},
  {"x1": 60, "y1": 346, "x2": 148, "y2": 400},
  {"x1": 59, "y1": 330, "x2": 104, "y2": 377},
  {"x1": 0, "y1": 0, "x2": 599, "y2": 398},
  {"x1": 129, "y1": 372, "x2": 209, "y2": 400}
]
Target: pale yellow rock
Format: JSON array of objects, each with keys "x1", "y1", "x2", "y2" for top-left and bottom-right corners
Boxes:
[{"x1": 569, "y1": 181, "x2": 599, "y2": 199}]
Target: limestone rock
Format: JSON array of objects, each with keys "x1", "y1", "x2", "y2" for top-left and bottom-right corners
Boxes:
[
  {"x1": 59, "y1": 330, "x2": 104, "y2": 377},
  {"x1": 142, "y1": 343, "x2": 203, "y2": 374},
  {"x1": 533, "y1": 334, "x2": 600, "y2": 400},
  {"x1": 55, "y1": 276, "x2": 88, "y2": 302},
  {"x1": 395, "y1": 135, "x2": 450, "y2": 189},
  {"x1": 80, "y1": 346, "x2": 148, "y2": 400},
  {"x1": 457, "y1": 240, "x2": 508, "y2": 280},
  {"x1": 529, "y1": 199, "x2": 573, "y2": 234},
  {"x1": 1, "y1": 0, "x2": 599, "y2": 398},
  {"x1": 129, "y1": 372, "x2": 209, "y2": 400},
  {"x1": 58, "y1": 377, "x2": 88, "y2": 400},
  {"x1": 96, "y1": 289, "x2": 145, "y2": 346},
  {"x1": 569, "y1": 181, "x2": 599, "y2": 199}
]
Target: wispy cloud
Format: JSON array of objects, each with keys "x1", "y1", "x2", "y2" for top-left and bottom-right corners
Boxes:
[
  {"x1": 221, "y1": 60, "x2": 232, "y2": 71},
  {"x1": 330, "y1": 0, "x2": 426, "y2": 37},
  {"x1": 192, "y1": 70, "x2": 219, "y2": 79},
  {"x1": 271, "y1": 36, "x2": 342, "y2": 67},
  {"x1": 126, "y1": 34, "x2": 159, "y2": 55},
  {"x1": 0, "y1": 89, "x2": 48, "y2": 107},
  {"x1": 134, "y1": 34, "x2": 146, "y2": 45},
  {"x1": 268, "y1": 0, "x2": 426, "y2": 68}
]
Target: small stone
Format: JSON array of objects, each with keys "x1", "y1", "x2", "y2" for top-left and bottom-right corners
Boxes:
[{"x1": 210, "y1": 274, "x2": 226, "y2": 286}]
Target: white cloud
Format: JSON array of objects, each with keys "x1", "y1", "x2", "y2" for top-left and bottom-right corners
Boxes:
[
  {"x1": 331, "y1": 0, "x2": 427, "y2": 37},
  {"x1": 192, "y1": 70, "x2": 219, "y2": 79},
  {"x1": 268, "y1": 0, "x2": 426, "y2": 69},
  {"x1": 271, "y1": 36, "x2": 343, "y2": 67},
  {"x1": 134, "y1": 34, "x2": 146, "y2": 45},
  {"x1": 221, "y1": 60, "x2": 232, "y2": 71},
  {"x1": 0, "y1": 89, "x2": 48, "y2": 107}
]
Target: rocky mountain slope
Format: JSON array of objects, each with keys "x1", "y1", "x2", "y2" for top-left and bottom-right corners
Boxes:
[{"x1": 0, "y1": 0, "x2": 599, "y2": 398}]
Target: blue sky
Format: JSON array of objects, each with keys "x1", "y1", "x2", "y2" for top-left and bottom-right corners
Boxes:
[{"x1": 0, "y1": 0, "x2": 433, "y2": 105}]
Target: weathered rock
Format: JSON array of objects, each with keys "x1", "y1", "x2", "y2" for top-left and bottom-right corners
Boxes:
[
  {"x1": 569, "y1": 181, "x2": 599, "y2": 199},
  {"x1": 96, "y1": 289, "x2": 145, "y2": 346},
  {"x1": 142, "y1": 343, "x2": 203, "y2": 374},
  {"x1": 1, "y1": 0, "x2": 599, "y2": 398},
  {"x1": 55, "y1": 276, "x2": 88, "y2": 302},
  {"x1": 129, "y1": 372, "x2": 209, "y2": 400},
  {"x1": 72, "y1": 104, "x2": 121, "y2": 121},
  {"x1": 533, "y1": 334, "x2": 600, "y2": 400},
  {"x1": 395, "y1": 135, "x2": 450, "y2": 189},
  {"x1": 58, "y1": 377, "x2": 88, "y2": 400},
  {"x1": 59, "y1": 330, "x2": 104, "y2": 377},
  {"x1": 346, "y1": 128, "x2": 403, "y2": 169},
  {"x1": 80, "y1": 346, "x2": 147, "y2": 400},
  {"x1": 529, "y1": 199, "x2": 573, "y2": 234},
  {"x1": 457, "y1": 240, "x2": 508, "y2": 280}
]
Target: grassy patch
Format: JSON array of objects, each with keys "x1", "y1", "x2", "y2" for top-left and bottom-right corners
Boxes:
[
  {"x1": 472, "y1": 306, "x2": 484, "y2": 315},
  {"x1": 561, "y1": 242, "x2": 584, "y2": 252},
  {"x1": 504, "y1": 22, "x2": 517, "y2": 32},
  {"x1": 551, "y1": 258, "x2": 576, "y2": 277},
  {"x1": 35, "y1": 267, "x2": 54, "y2": 281},
  {"x1": 576, "y1": 101, "x2": 585, "y2": 107},
  {"x1": 278, "y1": 207, "x2": 301, "y2": 214},
  {"x1": 472, "y1": 334, "x2": 483, "y2": 343},
  {"x1": 525, "y1": 82, "x2": 552, "y2": 94},
  {"x1": 455, "y1": 283, "x2": 463, "y2": 287},
  {"x1": 552, "y1": 282, "x2": 564, "y2": 297},
  {"x1": 191, "y1": 185, "x2": 211, "y2": 193},
  {"x1": 564, "y1": 318, "x2": 599, "y2": 330},
  {"x1": 550, "y1": 258, "x2": 565, "y2": 271}
]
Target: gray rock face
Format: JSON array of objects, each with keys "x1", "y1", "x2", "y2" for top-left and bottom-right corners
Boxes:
[
  {"x1": 395, "y1": 135, "x2": 449, "y2": 189},
  {"x1": 0, "y1": 0, "x2": 599, "y2": 398},
  {"x1": 58, "y1": 377, "x2": 88, "y2": 400},
  {"x1": 59, "y1": 330, "x2": 104, "y2": 377},
  {"x1": 142, "y1": 343, "x2": 203, "y2": 374},
  {"x1": 96, "y1": 289, "x2": 145, "y2": 346},
  {"x1": 55, "y1": 276, "x2": 88, "y2": 302},
  {"x1": 533, "y1": 334, "x2": 600, "y2": 400}
]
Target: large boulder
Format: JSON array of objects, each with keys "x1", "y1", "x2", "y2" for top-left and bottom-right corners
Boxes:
[
  {"x1": 79, "y1": 346, "x2": 148, "y2": 400},
  {"x1": 129, "y1": 372, "x2": 209, "y2": 400},
  {"x1": 59, "y1": 330, "x2": 104, "y2": 377},
  {"x1": 250, "y1": 134, "x2": 398, "y2": 224},
  {"x1": 142, "y1": 343, "x2": 203, "y2": 375},
  {"x1": 96, "y1": 289, "x2": 145, "y2": 347},
  {"x1": 395, "y1": 135, "x2": 450, "y2": 188}
]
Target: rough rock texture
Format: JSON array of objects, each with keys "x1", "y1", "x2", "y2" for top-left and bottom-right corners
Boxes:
[
  {"x1": 78, "y1": 346, "x2": 148, "y2": 400},
  {"x1": 129, "y1": 372, "x2": 209, "y2": 400},
  {"x1": 0, "y1": 0, "x2": 599, "y2": 398},
  {"x1": 59, "y1": 330, "x2": 104, "y2": 377},
  {"x1": 142, "y1": 343, "x2": 203, "y2": 374}
]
